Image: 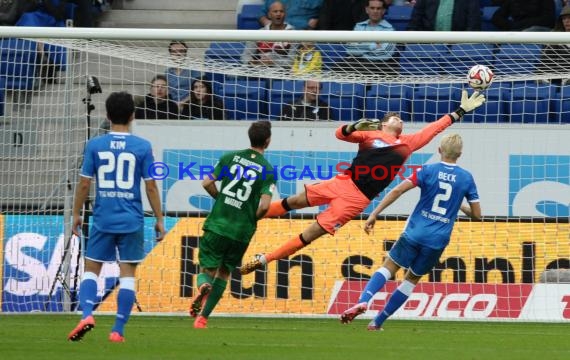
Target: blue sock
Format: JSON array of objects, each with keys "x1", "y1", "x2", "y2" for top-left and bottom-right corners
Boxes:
[
  {"x1": 112, "y1": 277, "x2": 136, "y2": 336},
  {"x1": 373, "y1": 280, "x2": 415, "y2": 328},
  {"x1": 358, "y1": 267, "x2": 391, "y2": 304},
  {"x1": 79, "y1": 272, "x2": 98, "y2": 319}
]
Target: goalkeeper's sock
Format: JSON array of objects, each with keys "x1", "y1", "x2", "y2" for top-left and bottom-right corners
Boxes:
[
  {"x1": 372, "y1": 280, "x2": 415, "y2": 328},
  {"x1": 197, "y1": 272, "x2": 213, "y2": 289},
  {"x1": 112, "y1": 277, "x2": 136, "y2": 336},
  {"x1": 264, "y1": 198, "x2": 291, "y2": 218},
  {"x1": 79, "y1": 272, "x2": 98, "y2": 319},
  {"x1": 265, "y1": 234, "x2": 307, "y2": 263},
  {"x1": 201, "y1": 277, "x2": 228, "y2": 318},
  {"x1": 358, "y1": 267, "x2": 391, "y2": 304}
]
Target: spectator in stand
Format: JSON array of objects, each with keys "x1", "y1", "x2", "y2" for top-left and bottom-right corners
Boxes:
[
  {"x1": 491, "y1": 0, "x2": 555, "y2": 31},
  {"x1": 258, "y1": 0, "x2": 323, "y2": 30},
  {"x1": 281, "y1": 80, "x2": 331, "y2": 121},
  {"x1": 408, "y1": 0, "x2": 481, "y2": 31},
  {"x1": 166, "y1": 41, "x2": 201, "y2": 109},
  {"x1": 292, "y1": 42, "x2": 323, "y2": 75},
  {"x1": 243, "y1": 1, "x2": 295, "y2": 68},
  {"x1": 135, "y1": 75, "x2": 179, "y2": 120},
  {"x1": 180, "y1": 78, "x2": 227, "y2": 120},
  {"x1": 345, "y1": 0, "x2": 398, "y2": 76},
  {"x1": 538, "y1": 5, "x2": 570, "y2": 85},
  {"x1": 0, "y1": 0, "x2": 37, "y2": 26}
]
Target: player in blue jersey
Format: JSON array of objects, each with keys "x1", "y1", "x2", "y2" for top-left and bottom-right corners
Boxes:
[
  {"x1": 340, "y1": 133, "x2": 481, "y2": 330},
  {"x1": 67, "y1": 92, "x2": 165, "y2": 343}
]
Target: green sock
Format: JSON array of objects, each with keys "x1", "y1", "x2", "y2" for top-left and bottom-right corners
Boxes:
[
  {"x1": 201, "y1": 277, "x2": 227, "y2": 318},
  {"x1": 197, "y1": 272, "x2": 213, "y2": 288}
]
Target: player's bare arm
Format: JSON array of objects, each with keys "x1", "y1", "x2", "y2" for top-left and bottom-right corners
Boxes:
[
  {"x1": 256, "y1": 194, "x2": 272, "y2": 219},
  {"x1": 202, "y1": 175, "x2": 219, "y2": 199},
  {"x1": 71, "y1": 176, "x2": 91, "y2": 236},
  {"x1": 145, "y1": 179, "x2": 165, "y2": 241},
  {"x1": 461, "y1": 202, "x2": 482, "y2": 221},
  {"x1": 364, "y1": 180, "x2": 416, "y2": 234}
]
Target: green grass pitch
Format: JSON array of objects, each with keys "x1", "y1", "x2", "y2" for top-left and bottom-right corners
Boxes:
[{"x1": 0, "y1": 315, "x2": 567, "y2": 360}]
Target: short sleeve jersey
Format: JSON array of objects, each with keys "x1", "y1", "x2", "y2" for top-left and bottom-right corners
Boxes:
[
  {"x1": 80, "y1": 132, "x2": 154, "y2": 233},
  {"x1": 203, "y1": 149, "x2": 275, "y2": 243},
  {"x1": 404, "y1": 162, "x2": 479, "y2": 249}
]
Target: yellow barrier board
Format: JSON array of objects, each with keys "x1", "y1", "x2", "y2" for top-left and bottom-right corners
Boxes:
[{"x1": 99, "y1": 218, "x2": 570, "y2": 314}]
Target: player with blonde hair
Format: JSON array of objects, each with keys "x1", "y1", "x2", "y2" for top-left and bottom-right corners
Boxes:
[{"x1": 340, "y1": 133, "x2": 481, "y2": 330}]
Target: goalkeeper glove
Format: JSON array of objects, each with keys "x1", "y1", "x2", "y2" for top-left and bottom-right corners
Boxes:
[
  {"x1": 347, "y1": 118, "x2": 380, "y2": 132},
  {"x1": 454, "y1": 90, "x2": 486, "y2": 120}
]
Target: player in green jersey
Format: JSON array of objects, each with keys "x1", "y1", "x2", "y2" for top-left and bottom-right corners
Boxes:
[{"x1": 191, "y1": 120, "x2": 276, "y2": 328}]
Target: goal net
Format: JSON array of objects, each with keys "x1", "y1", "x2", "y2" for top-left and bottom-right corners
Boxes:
[{"x1": 0, "y1": 28, "x2": 568, "y2": 321}]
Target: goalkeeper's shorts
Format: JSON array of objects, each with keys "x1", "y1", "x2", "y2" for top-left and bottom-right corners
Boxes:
[{"x1": 305, "y1": 176, "x2": 370, "y2": 235}]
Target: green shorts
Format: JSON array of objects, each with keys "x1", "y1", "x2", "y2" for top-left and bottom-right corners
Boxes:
[{"x1": 199, "y1": 231, "x2": 250, "y2": 272}]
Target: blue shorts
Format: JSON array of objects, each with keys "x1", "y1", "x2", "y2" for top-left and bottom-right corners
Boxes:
[
  {"x1": 388, "y1": 234, "x2": 444, "y2": 276},
  {"x1": 85, "y1": 226, "x2": 145, "y2": 263}
]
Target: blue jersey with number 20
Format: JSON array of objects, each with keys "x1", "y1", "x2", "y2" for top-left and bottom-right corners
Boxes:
[
  {"x1": 80, "y1": 132, "x2": 154, "y2": 233},
  {"x1": 404, "y1": 162, "x2": 479, "y2": 250}
]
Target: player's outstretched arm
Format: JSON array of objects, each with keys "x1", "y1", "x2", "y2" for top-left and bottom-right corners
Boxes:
[
  {"x1": 364, "y1": 180, "x2": 416, "y2": 234},
  {"x1": 145, "y1": 179, "x2": 165, "y2": 241},
  {"x1": 450, "y1": 90, "x2": 486, "y2": 122}
]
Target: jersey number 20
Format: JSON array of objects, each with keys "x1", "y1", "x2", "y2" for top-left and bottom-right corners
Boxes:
[{"x1": 97, "y1": 151, "x2": 136, "y2": 190}]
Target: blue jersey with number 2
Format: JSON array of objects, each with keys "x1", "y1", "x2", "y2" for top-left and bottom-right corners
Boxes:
[
  {"x1": 404, "y1": 162, "x2": 479, "y2": 249},
  {"x1": 80, "y1": 132, "x2": 154, "y2": 233}
]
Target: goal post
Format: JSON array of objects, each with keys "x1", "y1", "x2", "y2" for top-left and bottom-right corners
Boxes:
[{"x1": 0, "y1": 27, "x2": 568, "y2": 321}]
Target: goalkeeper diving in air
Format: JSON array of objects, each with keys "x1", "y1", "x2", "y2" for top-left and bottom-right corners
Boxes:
[{"x1": 240, "y1": 90, "x2": 485, "y2": 275}]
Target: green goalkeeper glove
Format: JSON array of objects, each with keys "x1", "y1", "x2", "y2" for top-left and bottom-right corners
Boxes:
[
  {"x1": 347, "y1": 118, "x2": 380, "y2": 132},
  {"x1": 454, "y1": 90, "x2": 486, "y2": 119}
]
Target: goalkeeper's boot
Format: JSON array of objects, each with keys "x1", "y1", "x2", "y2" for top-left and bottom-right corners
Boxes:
[
  {"x1": 367, "y1": 320, "x2": 384, "y2": 332},
  {"x1": 194, "y1": 315, "x2": 208, "y2": 329},
  {"x1": 67, "y1": 315, "x2": 95, "y2": 341},
  {"x1": 240, "y1": 254, "x2": 265, "y2": 275},
  {"x1": 340, "y1": 302, "x2": 367, "y2": 324},
  {"x1": 189, "y1": 283, "x2": 212, "y2": 318},
  {"x1": 109, "y1": 332, "x2": 125, "y2": 343}
]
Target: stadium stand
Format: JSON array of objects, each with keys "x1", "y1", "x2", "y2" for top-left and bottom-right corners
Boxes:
[
  {"x1": 365, "y1": 84, "x2": 413, "y2": 121},
  {"x1": 237, "y1": 4, "x2": 263, "y2": 29}
]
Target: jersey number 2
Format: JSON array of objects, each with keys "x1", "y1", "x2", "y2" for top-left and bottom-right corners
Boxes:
[{"x1": 431, "y1": 181, "x2": 452, "y2": 215}]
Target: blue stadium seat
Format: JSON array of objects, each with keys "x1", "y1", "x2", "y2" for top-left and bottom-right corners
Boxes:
[
  {"x1": 221, "y1": 79, "x2": 267, "y2": 120},
  {"x1": 412, "y1": 83, "x2": 462, "y2": 122},
  {"x1": 315, "y1": 43, "x2": 347, "y2": 70},
  {"x1": 447, "y1": 44, "x2": 495, "y2": 76},
  {"x1": 268, "y1": 79, "x2": 305, "y2": 119},
  {"x1": 384, "y1": 5, "x2": 413, "y2": 31},
  {"x1": 493, "y1": 44, "x2": 542, "y2": 75},
  {"x1": 471, "y1": 83, "x2": 510, "y2": 123},
  {"x1": 0, "y1": 38, "x2": 39, "y2": 90},
  {"x1": 549, "y1": 84, "x2": 570, "y2": 124},
  {"x1": 481, "y1": 7, "x2": 499, "y2": 31},
  {"x1": 205, "y1": 42, "x2": 246, "y2": 64},
  {"x1": 365, "y1": 84, "x2": 413, "y2": 121},
  {"x1": 507, "y1": 82, "x2": 553, "y2": 123},
  {"x1": 320, "y1": 82, "x2": 365, "y2": 121},
  {"x1": 237, "y1": 4, "x2": 262, "y2": 29},
  {"x1": 479, "y1": 0, "x2": 493, "y2": 7},
  {"x1": 0, "y1": 77, "x2": 5, "y2": 117},
  {"x1": 400, "y1": 44, "x2": 449, "y2": 76}
]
